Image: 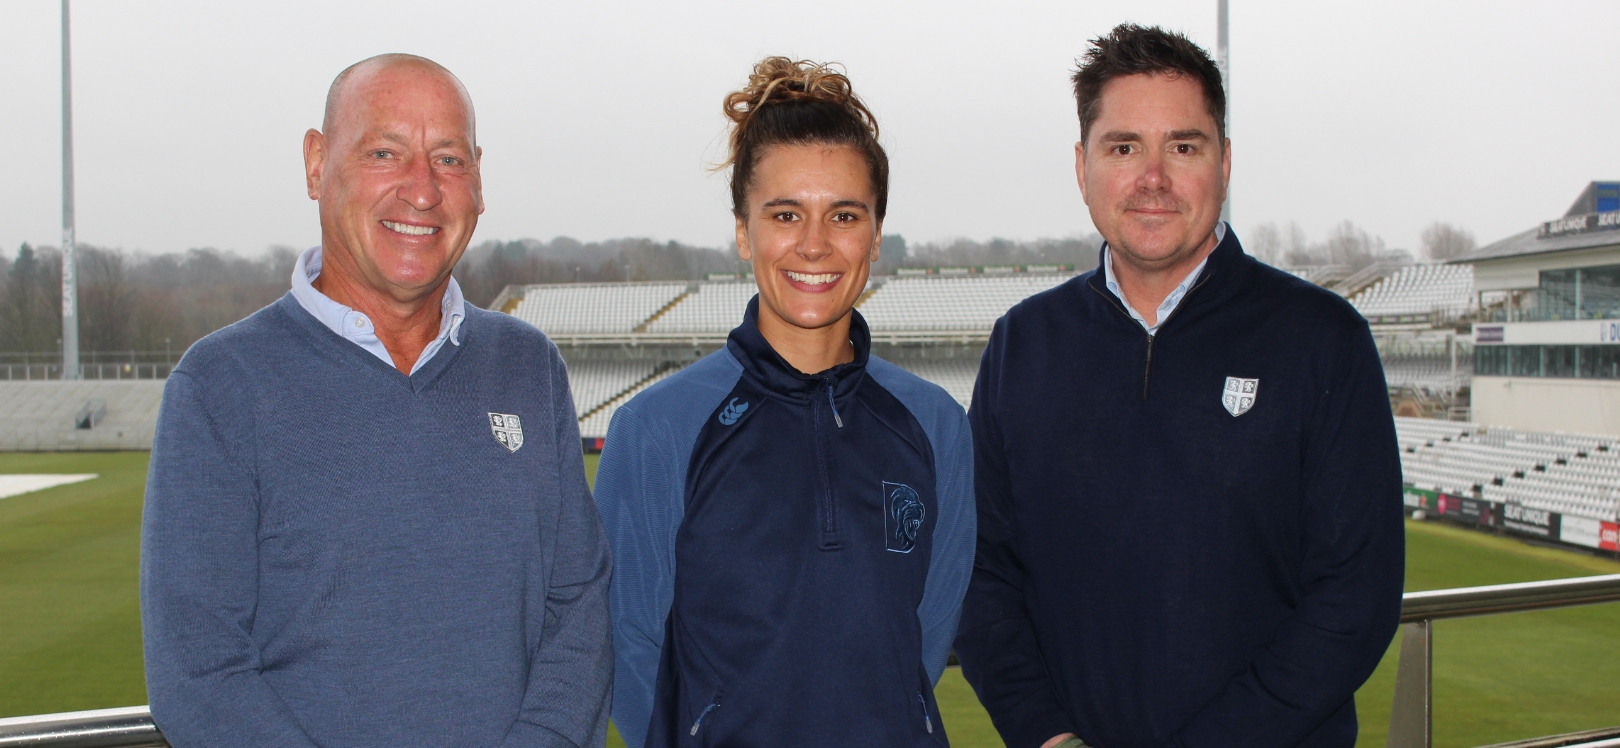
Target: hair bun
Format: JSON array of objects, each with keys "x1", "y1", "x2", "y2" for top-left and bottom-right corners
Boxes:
[
  {"x1": 718, "y1": 55, "x2": 888, "y2": 220},
  {"x1": 723, "y1": 57, "x2": 876, "y2": 137}
]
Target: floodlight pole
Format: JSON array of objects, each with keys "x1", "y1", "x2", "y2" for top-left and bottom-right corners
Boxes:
[
  {"x1": 1217, "y1": 0, "x2": 1231, "y2": 226},
  {"x1": 60, "y1": 0, "x2": 80, "y2": 380}
]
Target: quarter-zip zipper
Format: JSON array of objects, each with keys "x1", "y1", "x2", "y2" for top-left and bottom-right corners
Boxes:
[
  {"x1": 812, "y1": 376, "x2": 842, "y2": 550},
  {"x1": 822, "y1": 373, "x2": 844, "y2": 428},
  {"x1": 1141, "y1": 335, "x2": 1155, "y2": 400},
  {"x1": 1089, "y1": 271, "x2": 1213, "y2": 402}
]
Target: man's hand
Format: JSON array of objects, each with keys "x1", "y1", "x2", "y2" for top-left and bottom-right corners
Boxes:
[{"x1": 1042, "y1": 734, "x2": 1088, "y2": 748}]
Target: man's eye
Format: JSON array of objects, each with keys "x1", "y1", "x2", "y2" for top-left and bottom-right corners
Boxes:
[
  {"x1": 371, "y1": 150, "x2": 392, "y2": 159},
  {"x1": 773, "y1": 212, "x2": 799, "y2": 222},
  {"x1": 832, "y1": 212, "x2": 857, "y2": 223},
  {"x1": 1175, "y1": 144, "x2": 1195, "y2": 154},
  {"x1": 1113, "y1": 144, "x2": 1132, "y2": 156},
  {"x1": 439, "y1": 156, "x2": 460, "y2": 166}
]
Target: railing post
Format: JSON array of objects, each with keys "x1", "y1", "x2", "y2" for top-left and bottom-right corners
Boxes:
[{"x1": 1388, "y1": 620, "x2": 1432, "y2": 748}]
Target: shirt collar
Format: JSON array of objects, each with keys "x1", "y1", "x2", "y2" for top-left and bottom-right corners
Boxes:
[
  {"x1": 1103, "y1": 221, "x2": 1224, "y2": 334},
  {"x1": 289, "y1": 245, "x2": 465, "y2": 373}
]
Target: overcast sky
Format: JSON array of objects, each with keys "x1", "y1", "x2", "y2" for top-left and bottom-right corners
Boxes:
[{"x1": 3, "y1": 0, "x2": 1617, "y2": 260}]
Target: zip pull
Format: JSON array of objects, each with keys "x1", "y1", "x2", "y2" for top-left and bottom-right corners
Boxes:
[
  {"x1": 689, "y1": 701, "x2": 720, "y2": 736},
  {"x1": 917, "y1": 693, "x2": 933, "y2": 733},
  {"x1": 824, "y1": 377, "x2": 843, "y2": 428}
]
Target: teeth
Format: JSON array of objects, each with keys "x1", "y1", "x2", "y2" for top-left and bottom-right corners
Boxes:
[
  {"x1": 382, "y1": 220, "x2": 439, "y2": 236},
  {"x1": 785, "y1": 270, "x2": 841, "y2": 285}
]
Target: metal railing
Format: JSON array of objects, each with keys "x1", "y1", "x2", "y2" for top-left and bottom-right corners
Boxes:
[
  {"x1": 1388, "y1": 573, "x2": 1620, "y2": 748},
  {"x1": 3, "y1": 575, "x2": 1618, "y2": 748},
  {"x1": 0, "y1": 707, "x2": 164, "y2": 747},
  {"x1": 0, "y1": 364, "x2": 173, "y2": 381}
]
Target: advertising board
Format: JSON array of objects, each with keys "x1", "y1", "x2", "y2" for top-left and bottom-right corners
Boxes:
[
  {"x1": 1502, "y1": 502, "x2": 1560, "y2": 539},
  {"x1": 1560, "y1": 515, "x2": 1603, "y2": 548},
  {"x1": 1403, "y1": 487, "x2": 1437, "y2": 510},
  {"x1": 1435, "y1": 493, "x2": 1498, "y2": 527}
]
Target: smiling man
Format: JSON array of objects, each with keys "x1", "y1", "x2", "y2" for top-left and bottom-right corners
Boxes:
[
  {"x1": 141, "y1": 54, "x2": 612, "y2": 747},
  {"x1": 953, "y1": 26, "x2": 1405, "y2": 748}
]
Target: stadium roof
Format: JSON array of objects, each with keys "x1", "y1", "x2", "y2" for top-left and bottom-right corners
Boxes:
[
  {"x1": 1450, "y1": 225, "x2": 1620, "y2": 265},
  {"x1": 1451, "y1": 181, "x2": 1620, "y2": 265}
]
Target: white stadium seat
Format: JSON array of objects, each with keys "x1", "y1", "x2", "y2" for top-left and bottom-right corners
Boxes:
[
  {"x1": 858, "y1": 274, "x2": 1075, "y2": 332},
  {"x1": 1351, "y1": 264, "x2": 1475, "y2": 318},
  {"x1": 1397, "y1": 416, "x2": 1620, "y2": 522},
  {"x1": 510, "y1": 282, "x2": 688, "y2": 335},
  {"x1": 644, "y1": 282, "x2": 758, "y2": 334}
]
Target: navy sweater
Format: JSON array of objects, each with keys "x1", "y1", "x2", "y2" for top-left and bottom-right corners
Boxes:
[
  {"x1": 593, "y1": 298, "x2": 975, "y2": 748},
  {"x1": 954, "y1": 234, "x2": 1404, "y2": 748},
  {"x1": 141, "y1": 294, "x2": 613, "y2": 747}
]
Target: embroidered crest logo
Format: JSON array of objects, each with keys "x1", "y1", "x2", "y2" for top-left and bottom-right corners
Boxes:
[
  {"x1": 489, "y1": 412, "x2": 524, "y2": 452},
  {"x1": 883, "y1": 481, "x2": 926, "y2": 554},
  {"x1": 1222, "y1": 377, "x2": 1259, "y2": 417},
  {"x1": 717, "y1": 398, "x2": 749, "y2": 426}
]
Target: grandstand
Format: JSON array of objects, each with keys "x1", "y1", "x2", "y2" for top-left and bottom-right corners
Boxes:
[
  {"x1": 886, "y1": 359, "x2": 978, "y2": 410},
  {"x1": 576, "y1": 365, "x2": 682, "y2": 439},
  {"x1": 505, "y1": 281, "x2": 688, "y2": 334},
  {"x1": 643, "y1": 281, "x2": 759, "y2": 334},
  {"x1": 0, "y1": 381, "x2": 164, "y2": 451},
  {"x1": 1397, "y1": 415, "x2": 1620, "y2": 552},
  {"x1": 566, "y1": 361, "x2": 663, "y2": 421},
  {"x1": 1350, "y1": 263, "x2": 1475, "y2": 322},
  {"x1": 1375, "y1": 331, "x2": 1472, "y2": 409},
  {"x1": 859, "y1": 274, "x2": 1073, "y2": 332}
]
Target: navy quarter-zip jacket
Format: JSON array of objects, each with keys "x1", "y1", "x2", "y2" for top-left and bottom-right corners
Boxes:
[
  {"x1": 594, "y1": 298, "x2": 975, "y2": 748},
  {"x1": 954, "y1": 232, "x2": 1405, "y2": 748}
]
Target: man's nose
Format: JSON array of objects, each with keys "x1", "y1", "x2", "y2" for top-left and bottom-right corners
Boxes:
[
  {"x1": 1136, "y1": 150, "x2": 1168, "y2": 192},
  {"x1": 397, "y1": 154, "x2": 444, "y2": 212}
]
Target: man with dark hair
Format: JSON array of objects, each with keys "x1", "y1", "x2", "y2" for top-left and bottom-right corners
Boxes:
[
  {"x1": 141, "y1": 54, "x2": 612, "y2": 747},
  {"x1": 954, "y1": 24, "x2": 1404, "y2": 748}
]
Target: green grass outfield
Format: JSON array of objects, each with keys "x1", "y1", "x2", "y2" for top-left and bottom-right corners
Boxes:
[{"x1": 2, "y1": 451, "x2": 1617, "y2": 747}]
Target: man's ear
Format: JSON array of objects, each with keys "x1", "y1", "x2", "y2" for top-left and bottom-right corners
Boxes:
[
  {"x1": 1074, "y1": 140, "x2": 1089, "y2": 206},
  {"x1": 304, "y1": 129, "x2": 325, "y2": 201},
  {"x1": 734, "y1": 215, "x2": 752, "y2": 261},
  {"x1": 1220, "y1": 137, "x2": 1232, "y2": 204},
  {"x1": 870, "y1": 226, "x2": 882, "y2": 264},
  {"x1": 474, "y1": 145, "x2": 486, "y2": 215}
]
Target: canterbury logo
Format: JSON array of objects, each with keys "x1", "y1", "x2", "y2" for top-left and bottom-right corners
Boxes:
[{"x1": 718, "y1": 398, "x2": 749, "y2": 426}]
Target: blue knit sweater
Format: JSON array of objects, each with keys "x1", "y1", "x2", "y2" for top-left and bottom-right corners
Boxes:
[
  {"x1": 955, "y1": 233, "x2": 1405, "y2": 748},
  {"x1": 141, "y1": 293, "x2": 613, "y2": 748}
]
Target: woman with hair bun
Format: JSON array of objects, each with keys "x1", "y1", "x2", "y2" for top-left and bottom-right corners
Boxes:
[{"x1": 593, "y1": 57, "x2": 975, "y2": 747}]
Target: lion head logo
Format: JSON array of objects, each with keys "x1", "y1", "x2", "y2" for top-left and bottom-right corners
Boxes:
[{"x1": 884, "y1": 482, "x2": 925, "y2": 553}]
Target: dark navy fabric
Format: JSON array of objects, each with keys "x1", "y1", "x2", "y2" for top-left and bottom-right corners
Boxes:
[
  {"x1": 594, "y1": 298, "x2": 974, "y2": 748},
  {"x1": 955, "y1": 233, "x2": 1405, "y2": 748},
  {"x1": 141, "y1": 294, "x2": 613, "y2": 748}
]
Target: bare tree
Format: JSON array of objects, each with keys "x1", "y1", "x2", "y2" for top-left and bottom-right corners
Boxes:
[
  {"x1": 903, "y1": 235, "x2": 1101, "y2": 269},
  {"x1": 1322, "y1": 221, "x2": 1387, "y2": 270},
  {"x1": 1421, "y1": 222, "x2": 1475, "y2": 262},
  {"x1": 1279, "y1": 221, "x2": 1390, "y2": 271},
  {"x1": 2, "y1": 244, "x2": 48, "y2": 350},
  {"x1": 79, "y1": 246, "x2": 136, "y2": 351}
]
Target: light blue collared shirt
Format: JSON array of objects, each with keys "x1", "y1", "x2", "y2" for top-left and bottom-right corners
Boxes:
[
  {"x1": 1103, "y1": 222, "x2": 1224, "y2": 336},
  {"x1": 289, "y1": 245, "x2": 466, "y2": 375}
]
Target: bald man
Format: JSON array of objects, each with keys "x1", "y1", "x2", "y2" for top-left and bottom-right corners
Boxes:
[{"x1": 140, "y1": 54, "x2": 612, "y2": 747}]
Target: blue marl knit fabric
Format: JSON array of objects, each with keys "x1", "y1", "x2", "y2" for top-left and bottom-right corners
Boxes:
[{"x1": 141, "y1": 293, "x2": 612, "y2": 748}]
